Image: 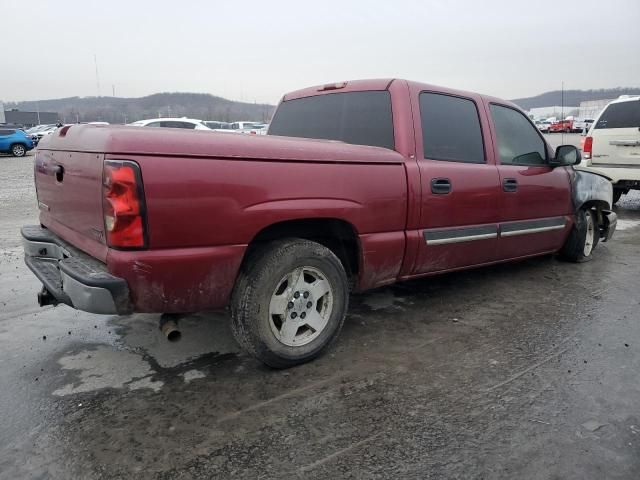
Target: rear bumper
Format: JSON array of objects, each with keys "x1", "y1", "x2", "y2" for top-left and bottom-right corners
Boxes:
[
  {"x1": 22, "y1": 225, "x2": 131, "y2": 314},
  {"x1": 579, "y1": 164, "x2": 640, "y2": 184}
]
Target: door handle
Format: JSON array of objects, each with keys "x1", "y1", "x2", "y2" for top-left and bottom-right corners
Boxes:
[
  {"x1": 503, "y1": 178, "x2": 518, "y2": 192},
  {"x1": 431, "y1": 178, "x2": 451, "y2": 194}
]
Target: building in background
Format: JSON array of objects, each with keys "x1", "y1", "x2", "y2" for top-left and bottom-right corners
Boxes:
[
  {"x1": 1, "y1": 109, "x2": 59, "y2": 127},
  {"x1": 528, "y1": 106, "x2": 579, "y2": 120}
]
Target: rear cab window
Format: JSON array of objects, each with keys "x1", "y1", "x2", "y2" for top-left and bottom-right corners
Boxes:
[
  {"x1": 489, "y1": 104, "x2": 547, "y2": 166},
  {"x1": 268, "y1": 91, "x2": 395, "y2": 150},
  {"x1": 419, "y1": 92, "x2": 485, "y2": 163},
  {"x1": 595, "y1": 100, "x2": 640, "y2": 129}
]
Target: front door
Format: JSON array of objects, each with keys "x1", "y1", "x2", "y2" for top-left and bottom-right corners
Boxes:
[
  {"x1": 411, "y1": 91, "x2": 502, "y2": 274},
  {"x1": 486, "y1": 102, "x2": 573, "y2": 259}
]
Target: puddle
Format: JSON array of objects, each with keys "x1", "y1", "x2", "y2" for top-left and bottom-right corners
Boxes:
[
  {"x1": 53, "y1": 345, "x2": 163, "y2": 396},
  {"x1": 616, "y1": 219, "x2": 640, "y2": 231}
]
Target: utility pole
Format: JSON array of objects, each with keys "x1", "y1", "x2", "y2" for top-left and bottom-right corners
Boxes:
[
  {"x1": 94, "y1": 54, "x2": 101, "y2": 97},
  {"x1": 561, "y1": 81, "x2": 564, "y2": 144},
  {"x1": 112, "y1": 84, "x2": 115, "y2": 97},
  {"x1": 36, "y1": 102, "x2": 41, "y2": 124}
]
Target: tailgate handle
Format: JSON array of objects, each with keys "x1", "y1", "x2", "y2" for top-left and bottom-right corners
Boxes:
[
  {"x1": 431, "y1": 178, "x2": 451, "y2": 194},
  {"x1": 53, "y1": 164, "x2": 64, "y2": 182}
]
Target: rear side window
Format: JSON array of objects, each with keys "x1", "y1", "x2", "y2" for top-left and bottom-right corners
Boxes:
[
  {"x1": 420, "y1": 93, "x2": 485, "y2": 163},
  {"x1": 490, "y1": 104, "x2": 547, "y2": 166},
  {"x1": 268, "y1": 91, "x2": 395, "y2": 150},
  {"x1": 0, "y1": 129, "x2": 13, "y2": 136},
  {"x1": 595, "y1": 100, "x2": 640, "y2": 129}
]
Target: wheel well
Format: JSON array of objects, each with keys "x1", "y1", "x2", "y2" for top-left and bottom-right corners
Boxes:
[
  {"x1": 245, "y1": 218, "x2": 360, "y2": 277},
  {"x1": 581, "y1": 200, "x2": 610, "y2": 226}
]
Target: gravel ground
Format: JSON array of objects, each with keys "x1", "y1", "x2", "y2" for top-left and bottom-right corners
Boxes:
[{"x1": 0, "y1": 147, "x2": 639, "y2": 479}]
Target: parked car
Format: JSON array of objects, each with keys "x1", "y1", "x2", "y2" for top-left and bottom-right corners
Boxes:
[
  {"x1": 579, "y1": 95, "x2": 640, "y2": 204},
  {"x1": 230, "y1": 121, "x2": 263, "y2": 131},
  {"x1": 22, "y1": 79, "x2": 616, "y2": 368},
  {"x1": 573, "y1": 119, "x2": 594, "y2": 134},
  {"x1": 239, "y1": 123, "x2": 268, "y2": 135},
  {"x1": 536, "y1": 120, "x2": 552, "y2": 133},
  {"x1": 204, "y1": 121, "x2": 232, "y2": 131},
  {"x1": 0, "y1": 128, "x2": 34, "y2": 156},
  {"x1": 25, "y1": 124, "x2": 55, "y2": 136},
  {"x1": 128, "y1": 118, "x2": 212, "y2": 130},
  {"x1": 30, "y1": 125, "x2": 60, "y2": 146},
  {"x1": 549, "y1": 119, "x2": 575, "y2": 133}
]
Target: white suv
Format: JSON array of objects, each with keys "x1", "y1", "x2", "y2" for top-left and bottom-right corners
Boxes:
[{"x1": 580, "y1": 96, "x2": 640, "y2": 204}]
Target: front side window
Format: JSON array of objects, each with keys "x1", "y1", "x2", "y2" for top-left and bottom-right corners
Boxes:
[
  {"x1": 595, "y1": 100, "x2": 640, "y2": 129},
  {"x1": 490, "y1": 104, "x2": 547, "y2": 166},
  {"x1": 268, "y1": 91, "x2": 395, "y2": 150},
  {"x1": 420, "y1": 93, "x2": 485, "y2": 163}
]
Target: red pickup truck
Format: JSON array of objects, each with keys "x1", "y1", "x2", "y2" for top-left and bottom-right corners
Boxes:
[
  {"x1": 550, "y1": 119, "x2": 574, "y2": 133},
  {"x1": 23, "y1": 79, "x2": 616, "y2": 367}
]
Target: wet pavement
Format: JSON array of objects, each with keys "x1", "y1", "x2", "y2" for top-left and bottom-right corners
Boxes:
[{"x1": 1, "y1": 150, "x2": 639, "y2": 479}]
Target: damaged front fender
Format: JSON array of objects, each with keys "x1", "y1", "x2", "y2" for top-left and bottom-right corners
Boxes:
[
  {"x1": 571, "y1": 167, "x2": 613, "y2": 211},
  {"x1": 570, "y1": 167, "x2": 616, "y2": 241}
]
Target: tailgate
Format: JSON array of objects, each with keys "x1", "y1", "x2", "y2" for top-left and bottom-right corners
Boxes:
[
  {"x1": 34, "y1": 148, "x2": 108, "y2": 262},
  {"x1": 592, "y1": 127, "x2": 640, "y2": 167}
]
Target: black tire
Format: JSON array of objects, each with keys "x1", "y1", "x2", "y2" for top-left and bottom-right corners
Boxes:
[
  {"x1": 560, "y1": 209, "x2": 599, "y2": 263},
  {"x1": 231, "y1": 238, "x2": 349, "y2": 368},
  {"x1": 612, "y1": 189, "x2": 623, "y2": 205},
  {"x1": 11, "y1": 143, "x2": 26, "y2": 157}
]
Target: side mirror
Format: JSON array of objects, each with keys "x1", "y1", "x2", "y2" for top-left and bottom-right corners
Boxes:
[{"x1": 551, "y1": 145, "x2": 581, "y2": 167}]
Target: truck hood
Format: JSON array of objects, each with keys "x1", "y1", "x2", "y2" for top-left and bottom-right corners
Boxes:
[{"x1": 38, "y1": 124, "x2": 405, "y2": 164}]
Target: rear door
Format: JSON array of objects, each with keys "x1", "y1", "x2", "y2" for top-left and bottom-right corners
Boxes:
[
  {"x1": 486, "y1": 102, "x2": 572, "y2": 259},
  {"x1": 591, "y1": 99, "x2": 640, "y2": 166},
  {"x1": 410, "y1": 90, "x2": 501, "y2": 274}
]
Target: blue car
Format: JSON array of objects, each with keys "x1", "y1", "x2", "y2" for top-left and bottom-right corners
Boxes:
[{"x1": 0, "y1": 128, "x2": 34, "y2": 157}]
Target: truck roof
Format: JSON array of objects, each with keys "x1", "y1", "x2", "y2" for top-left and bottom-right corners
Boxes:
[{"x1": 283, "y1": 78, "x2": 523, "y2": 111}]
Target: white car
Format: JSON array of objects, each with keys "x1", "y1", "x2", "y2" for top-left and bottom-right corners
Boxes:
[
  {"x1": 128, "y1": 118, "x2": 211, "y2": 130},
  {"x1": 230, "y1": 121, "x2": 264, "y2": 131},
  {"x1": 238, "y1": 123, "x2": 268, "y2": 135},
  {"x1": 536, "y1": 120, "x2": 552, "y2": 133},
  {"x1": 573, "y1": 119, "x2": 594, "y2": 134},
  {"x1": 579, "y1": 95, "x2": 640, "y2": 204},
  {"x1": 30, "y1": 125, "x2": 59, "y2": 145}
]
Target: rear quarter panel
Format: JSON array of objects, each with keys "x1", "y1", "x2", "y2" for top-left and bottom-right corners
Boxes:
[
  {"x1": 105, "y1": 154, "x2": 408, "y2": 311},
  {"x1": 121, "y1": 155, "x2": 408, "y2": 248}
]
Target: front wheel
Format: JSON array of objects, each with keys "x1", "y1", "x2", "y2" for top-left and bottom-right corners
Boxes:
[
  {"x1": 231, "y1": 239, "x2": 349, "y2": 368},
  {"x1": 11, "y1": 144, "x2": 26, "y2": 157},
  {"x1": 560, "y1": 209, "x2": 599, "y2": 262}
]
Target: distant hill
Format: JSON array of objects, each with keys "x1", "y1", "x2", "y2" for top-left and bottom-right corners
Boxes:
[
  {"x1": 3, "y1": 92, "x2": 275, "y2": 125},
  {"x1": 511, "y1": 88, "x2": 640, "y2": 110}
]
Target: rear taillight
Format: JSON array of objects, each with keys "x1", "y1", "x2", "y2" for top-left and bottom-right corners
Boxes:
[
  {"x1": 102, "y1": 160, "x2": 147, "y2": 249},
  {"x1": 583, "y1": 136, "x2": 593, "y2": 161}
]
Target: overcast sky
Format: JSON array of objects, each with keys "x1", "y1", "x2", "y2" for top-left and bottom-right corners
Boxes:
[{"x1": 3, "y1": 0, "x2": 639, "y2": 104}]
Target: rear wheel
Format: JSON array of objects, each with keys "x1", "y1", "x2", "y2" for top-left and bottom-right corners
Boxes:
[
  {"x1": 560, "y1": 209, "x2": 599, "y2": 262},
  {"x1": 11, "y1": 144, "x2": 26, "y2": 157},
  {"x1": 231, "y1": 239, "x2": 349, "y2": 368}
]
